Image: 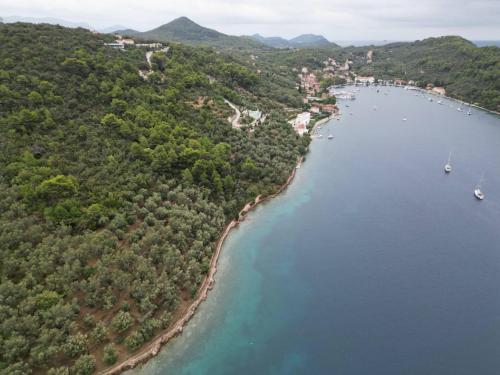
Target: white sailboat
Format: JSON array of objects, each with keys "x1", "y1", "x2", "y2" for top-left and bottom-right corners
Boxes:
[
  {"x1": 444, "y1": 153, "x2": 452, "y2": 173},
  {"x1": 474, "y1": 174, "x2": 485, "y2": 200}
]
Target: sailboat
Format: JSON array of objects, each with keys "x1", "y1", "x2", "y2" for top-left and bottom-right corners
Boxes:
[
  {"x1": 474, "y1": 174, "x2": 485, "y2": 200},
  {"x1": 444, "y1": 153, "x2": 452, "y2": 173}
]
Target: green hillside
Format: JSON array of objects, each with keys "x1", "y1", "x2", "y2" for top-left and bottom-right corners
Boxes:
[{"x1": 0, "y1": 23, "x2": 308, "y2": 374}]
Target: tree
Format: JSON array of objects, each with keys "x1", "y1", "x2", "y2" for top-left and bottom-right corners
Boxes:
[
  {"x1": 37, "y1": 175, "x2": 79, "y2": 203},
  {"x1": 63, "y1": 333, "x2": 88, "y2": 358},
  {"x1": 111, "y1": 311, "x2": 133, "y2": 333},
  {"x1": 102, "y1": 344, "x2": 118, "y2": 365},
  {"x1": 71, "y1": 355, "x2": 96, "y2": 375}
]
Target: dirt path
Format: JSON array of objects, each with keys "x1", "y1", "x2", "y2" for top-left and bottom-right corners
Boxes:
[{"x1": 224, "y1": 99, "x2": 241, "y2": 129}]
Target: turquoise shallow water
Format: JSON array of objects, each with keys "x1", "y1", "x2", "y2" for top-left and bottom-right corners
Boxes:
[{"x1": 130, "y1": 87, "x2": 500, "y2": 375}]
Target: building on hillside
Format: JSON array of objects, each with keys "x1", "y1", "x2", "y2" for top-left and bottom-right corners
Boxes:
[
  {"x1": 295, "y1": 123, "x2": 308, "y2": 136},
  {"x1": 321, "y1": 104, "x2": 338, "y2": 114},
  {"x1": 118, "y1": 38, "x2": 135, "y2": 45},
  {"x1": 244, "y1": 110, "x2": 262, "y2": 121},
  {"x1": 432, "y1": 87, "x2": 446, "y2": 95},
  {"x1": 301, "y1": 73, "x2": 320, "y2": 94},
  {"x1": 310, "y1": 105, "x2": 321, "y2": 114},
  {"x1": 355, "y1": 76, "x2": 375, "y2": 84},
  {"x1": 136, "y1": 43, "x2": 163, "y2": 49},
  {"x1": 292, "y1": 112, "x2": 311, "y2": 136},
  {"x1": 394, "y1": 79, "x2": 407, "y2": 86},
  {"x1": 104, "y1": 42, "x2": 125, "y2": 49}
]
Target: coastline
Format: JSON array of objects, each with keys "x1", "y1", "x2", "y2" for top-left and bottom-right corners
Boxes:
[
  {"x1": 396, "y1": 85, "x2": 500, "y2": 115},
  {"x1": 99, "y1": 156, "x2": 304, "y2": 375}
]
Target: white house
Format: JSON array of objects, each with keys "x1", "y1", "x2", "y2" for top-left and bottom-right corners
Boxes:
[
  {"x1": 293, "y1": 112, "x2": 311, "y2": 136},
  {"x1": 355, "y1": 76, "x2": 375, "y2": 84}
]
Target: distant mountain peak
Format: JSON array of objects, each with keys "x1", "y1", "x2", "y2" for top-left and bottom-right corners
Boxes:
[
  {"x1": 249, "y1": 33, "x2": 337, "y2": 49},
  {"x1": 127, "y1": 16, "x2": 266, "y2": 50}
]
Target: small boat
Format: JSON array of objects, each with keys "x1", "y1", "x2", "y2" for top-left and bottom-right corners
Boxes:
[
  {"x1": 438, "y1": 100, "x2": 443, "y2": 105},
  {"x1": 457, "y1": 107, "x2": 463, "y2": 112},
  {"x1": 402, "y1": 118, "x2": 407, "y2": 121},
  {"x1": 428, "y1": 97, "x2": 433, "y2": 102},
  {"x1": 328, "y1": 134, "x2": 334, "y2": 140},
  {"x1": 474, "y1": 175, "x2": 485, "y2": 200},
  {"x1": 467, "y1": 109, "x2": 472, "y2": 115},
  {"x1": 444, "y1": 152, "x2": 452, "y2": 173},
  {"x1": 318, "y1": 134, "x2": 323, "y2": 138}
]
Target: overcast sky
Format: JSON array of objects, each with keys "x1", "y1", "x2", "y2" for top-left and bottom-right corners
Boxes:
[{"x1": 1, "y1": 0, "x2": 499, "y2": 41}]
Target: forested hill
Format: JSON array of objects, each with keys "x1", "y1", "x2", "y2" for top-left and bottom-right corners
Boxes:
[
  {"x1": 349, "y1": 36, "x2": 500, "y2": 111},
  {"x1": 119, "y1": 17, "x2": 267, "y2": 51},
  {"x1": 0, "y1": 23, "x2": 308, "y2": 374}
]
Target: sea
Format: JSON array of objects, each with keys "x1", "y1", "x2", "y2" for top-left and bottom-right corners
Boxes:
[{"x1": 130, "y1": 86, "x2": 500, "y2": 375}]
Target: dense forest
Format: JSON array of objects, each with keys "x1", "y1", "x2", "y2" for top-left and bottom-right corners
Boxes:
[{"x1": 0, "y1": 23, "x2": 309, "y2": 374}]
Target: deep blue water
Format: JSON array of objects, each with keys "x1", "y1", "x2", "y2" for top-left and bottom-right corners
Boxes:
[{"x1": 130, "y1": 87, "x2": 500, "y2": 375}]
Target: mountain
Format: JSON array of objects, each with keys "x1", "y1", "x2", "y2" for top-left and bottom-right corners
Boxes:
[
  {"x1": 98, "y1": 24, "x2": 130, "y2": 34},
  {"x1": 113, "y1": 28, "x2": 141, "y2": 36},
  {"x1": 249, "y1": 33, "x2": 338, "y2": 48},
  {"x1": 128, "y1": 17, "x2": 267, "y2": 50},
  {"x1": 251, "y1": 34, "x2": 291, "y2": 48},
  {"x1": 2, "y1": 15, "x2": 91, "y2": 29},
  {"x1": 289, "y1": 34, "x2": 333, "y2": 47}
]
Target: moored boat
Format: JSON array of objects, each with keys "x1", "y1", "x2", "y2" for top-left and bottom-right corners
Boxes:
[
  {"x1": 444, "y1": 152, "x2": 452, "y2": 173},
  {"x1": 474, "y1": 175, "x2": 485, "y2": 200}
]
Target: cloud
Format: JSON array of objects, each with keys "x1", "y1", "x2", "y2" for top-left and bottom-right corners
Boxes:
[{"x1": 1, "y1": 0, "x2": 499, "y2": 40}]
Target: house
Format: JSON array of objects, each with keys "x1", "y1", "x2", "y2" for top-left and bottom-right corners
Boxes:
[
  {"x1": 295, "y1": 123, "x2": 308, "y2": 136},
  {"x1": 292, "y1": 112, "x2": 311, "y2": 136},
  {"x1": 321, "y1": 104, "x2": 338, "y2": 114},
  {"x1": 355, "y1": 76, "x2": 375, "y2": 84},
  {"x1": 244, "y1": 110, "x2": 262, "y2": 121},
  {"x1": 136, "y1": 43, "x2": 163, "y2": 49},
  {"x1": 432, "y1": 86, "x2": 446, "y2": 95},
  {"x1": 310, "y1": 105, "x2": 321, "y2": 114},
  {"x1": 104, "y1": 43, "x2": 125, "y2": 49},
  {"x1": 118, "y1": 38, "x2": 135, "y2": 45},
  {"x1": 394, "y1": 79, "x2": 407, "y2": 86}
]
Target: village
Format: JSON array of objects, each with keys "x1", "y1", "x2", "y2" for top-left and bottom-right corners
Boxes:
[{"x1": 288, "y1": 51, "x2": 447, "y2": 136}]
